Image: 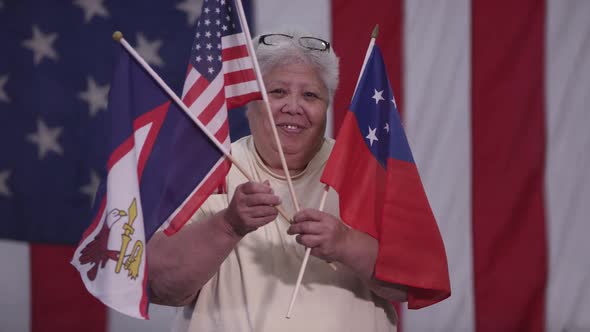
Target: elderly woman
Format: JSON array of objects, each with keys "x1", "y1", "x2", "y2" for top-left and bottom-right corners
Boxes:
[{"x1": 147, "y1": 29, "x2": 406, "y2": 331}]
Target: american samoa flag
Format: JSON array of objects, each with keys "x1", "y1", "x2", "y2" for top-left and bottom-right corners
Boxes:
[
  {"x1": 71, "y1": 44, "x2": 183, "y2": 320},
  {"x1": 71, "y1": 0, "x2": 261, "y2": 319}
]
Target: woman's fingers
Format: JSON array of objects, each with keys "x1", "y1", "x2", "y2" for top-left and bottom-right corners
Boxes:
[
  {"x1": 287, "y1": 220, "x2": 324, "y2": 235},
  {"x1": 295, "y1": 234, "x2": 323, "y2": 248},
  {"x1": 225, "y1": 181, "x2": 282, "y2": 236},
  {"x1": 292, "y1": 208, "x2": 324, "y2": 223},
  {"x1": 247, "y1": 205, "x2": 279, "y2": 219},
  {"x1": 288, "y1": 208, "x2": 348, "y2": 262},
  {"x1": 243, "y1": 193, "x2": 281, "y2": 207}
]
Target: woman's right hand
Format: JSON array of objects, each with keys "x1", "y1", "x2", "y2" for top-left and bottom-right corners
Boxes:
[{"x1": 222, "y1": 180, "x2": 281, "y2": 236}]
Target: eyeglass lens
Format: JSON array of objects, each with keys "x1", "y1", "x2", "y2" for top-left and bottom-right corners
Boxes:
[
  {"x1": 261, "y1": 34, "x2": 329, "y2": 51},
  {"x1": 298, "y1": 37, "x2": 329, "y2": 51}
]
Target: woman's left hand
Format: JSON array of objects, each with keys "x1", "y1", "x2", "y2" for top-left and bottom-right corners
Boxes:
[{"x1": 287, "y1": 208, "x2": 350, "y2": 262}]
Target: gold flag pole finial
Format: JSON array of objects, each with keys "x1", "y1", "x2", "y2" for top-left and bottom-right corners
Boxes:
[
  {"x1": 112, "y1": 31, "x2": 123, "y2": 42},
  {"x1": 372, "y1": 24, "x2": 379, "y2": 39}
]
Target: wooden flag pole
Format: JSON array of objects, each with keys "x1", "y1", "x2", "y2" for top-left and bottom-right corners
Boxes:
[
  {"x1": 285, "y1": 24, "x2": 380, "y2": 318},
  {"x1": 354, "y1": 25, "x2": 379, "y2": 92},
  {"x1": 113, "y1": 32, "x2": 291, "y2": 223},
  {"x1": 234, "y1": 0, "x2": 303, "y2": 215},
  {"x1": 233, "y1": 2, "x2": 339, "y2": 275},
  {"x1": 286, "y1": 185, "x2": 330, "y2": 318}
]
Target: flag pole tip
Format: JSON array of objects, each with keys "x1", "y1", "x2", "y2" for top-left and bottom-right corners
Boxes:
[
  {"x1": 372, "y1": 25, "x2": 379, "y2": 38},
  {"x1": 112, "y1": 31, "x2": 123, "y2": 42}
]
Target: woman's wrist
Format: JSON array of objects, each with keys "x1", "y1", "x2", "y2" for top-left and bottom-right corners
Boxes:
[
  {"x1": 336, "y1": 228, "x2": 378, "y2": 281},
  {"x1": 217, "y1": 209, "x2": 245, "y2": 240}
]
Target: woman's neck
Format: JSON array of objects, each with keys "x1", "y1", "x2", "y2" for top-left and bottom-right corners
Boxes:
[
  {"x1": 253, "y1": 143, "x2": 306, "y2": 178},
  {"x1": 266, "y1": 163, "x2": 305, "y2": 177}
]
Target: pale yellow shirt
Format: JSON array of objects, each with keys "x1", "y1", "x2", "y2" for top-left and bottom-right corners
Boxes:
[{"x1": 172, "y1": 136, "x2": 397, "y2": 332}]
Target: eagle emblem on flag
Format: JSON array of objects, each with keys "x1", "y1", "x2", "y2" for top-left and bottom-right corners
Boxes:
[{"x1": 78, "y1": 198, "x2": 144, "y2": 281}]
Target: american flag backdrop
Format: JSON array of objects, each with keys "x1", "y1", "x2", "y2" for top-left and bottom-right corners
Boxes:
[
  {"x1": 0, "y1": 0, "x2": 254, "y2": 330},
  {"x1": 1, "y1": 0, "x2": 589, "y2": 331}
]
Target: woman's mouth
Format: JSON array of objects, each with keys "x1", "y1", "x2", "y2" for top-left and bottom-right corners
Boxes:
[{"x1": 277, "y1": 124, "x2": 304, "y2": 134}]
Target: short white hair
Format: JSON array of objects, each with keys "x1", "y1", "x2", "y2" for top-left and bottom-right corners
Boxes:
[{"x1": 252, "y1": 27, "x2": 340, "y2": 104}]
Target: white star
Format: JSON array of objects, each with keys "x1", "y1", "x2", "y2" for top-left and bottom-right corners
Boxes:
[
  {"x1": 216, "y1": 19, "x2": 220, "y2": 25},
  {"x1": 208, "y1": 67, "x2": 214, "y2": 74},
  {"x1": 78, "y1": 77, "x2": 109, "y2": 117},
  {"x1": 196, "y1": 55, "x2": 202, "y2": 62},
  {"x1": 135, "y1": 33, "x2": 164, "y2": 67},
  {"x1": 204, "y1": 7, "x2": 210, "y2": 13},
  {"x1": 384, "y1": 122, "x2": 390, "y2": 133},
  {"x1": 0, "y1": 170, "x2": 12, "y2": 197},
  {"x1": 372, "y1": 89, "x2": 384, "y2": 104},
  {"x1": 205, "y1": 31, "x2": 211, "y2": 38},
  {"x1": 176, "y1": 0, "x2": 202, "y2": 26},
  {"x1": 366, "y1": 126, "x2": 379, "y2": 146},
  {"x1": 207, "y1": 55, "x2": 213, "y2": 62},
  {"x1": 80, "y1": 170, "x2": 101, "y2": 205},
  {"x1": 0, "y1": 75, "x2": 10, "y2": 103},
  {"x1": 206, "y1": 43, "x2": 212, "y2": 50},
  {"x1": 73, "y1": 0, "x2": 109, "y2": 23},
  {"x1": 204, "y1": 19, "x2": 211, "y2": 26},
  {"x1": 222, "y1": 25, "x2": 228, "y2": 31},
  {"x1": 26, "y1": 118, "x2": 64, "y2": 160},
  {"x1": 22, "y1": 25, "x2": 59, "y2": 65},
  {"x1": 392, "y1": 96, "x2": 397, "y2": 109}
]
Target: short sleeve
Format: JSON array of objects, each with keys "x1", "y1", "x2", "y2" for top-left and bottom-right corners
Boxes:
[{"x1": 186, "y1": 194, "x2": 230, "y2": 226}]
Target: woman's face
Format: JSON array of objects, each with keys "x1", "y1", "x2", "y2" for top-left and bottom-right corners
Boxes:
[{"x1": 248, "y1": 61, "x2": 329, "y2": 173}]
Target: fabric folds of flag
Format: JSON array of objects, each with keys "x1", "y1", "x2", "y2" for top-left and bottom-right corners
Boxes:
[
  {"x1": 70, "y1": 40, "x2": 229, "y2": 318},
  {"x1": 320, "y1": 44, "x2": 451, "y2": 309},
  {"x1": 161, "y1": 0, "x2": 262, "y2": 234}
]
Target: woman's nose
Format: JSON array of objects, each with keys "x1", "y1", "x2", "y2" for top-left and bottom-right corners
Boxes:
[{"x1": 280, "y1": 95, "x2": 302, "y2": 114}]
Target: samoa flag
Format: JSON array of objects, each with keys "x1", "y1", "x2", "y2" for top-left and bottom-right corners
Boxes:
[
  {"x1": 320, "y1": 43, "x2": 451, "y2": 309},
  {"x1": 70, "y1": 45, "x2": 228, "y2": 319}
]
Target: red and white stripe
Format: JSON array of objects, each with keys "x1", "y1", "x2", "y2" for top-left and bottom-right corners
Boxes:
[
  {"x1": 397, "y1": 0, "x2": 589, "y2": 331},
  {"x1": 2, "y1": 1, "x2": 589, "y2": 331},
  {"x1": 181, "y1": 32, "x2": 259, "y2": 148},
  {"x1": 162, "y1": 30, "x2": 261, "y2": 233}
]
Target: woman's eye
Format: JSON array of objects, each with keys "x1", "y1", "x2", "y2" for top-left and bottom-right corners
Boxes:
[
  {"x1": 304, "y1": 92, "x2": 318, "y2": 99},
  {"x1": 269, "y1": 88, "x2": 286, "y2": 96}
]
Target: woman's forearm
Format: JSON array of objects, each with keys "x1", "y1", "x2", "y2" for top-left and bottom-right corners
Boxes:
[
  {"x1": 337, "y1": 228, "x2": 379, "y2": 280},
  {"x1": 338, "y1": 228, "x2": 408, "y2": 303},
  {"x1": 147, "y1": 210, "x2": 241, "y2": 306},
  {"x1": 148, "y1": 180, "x2": 280, "y2": 306}
]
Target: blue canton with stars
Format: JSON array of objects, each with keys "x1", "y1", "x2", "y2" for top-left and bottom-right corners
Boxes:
[
  {"x1": 191, "y1": 0, "x2": 242, "y2": 81},
  {"x1": 0, "y1": 0, "x2": 252, "y2": 244},
  {"x1": 351, "y1": 44, "x2": 414, "y2": 167}
]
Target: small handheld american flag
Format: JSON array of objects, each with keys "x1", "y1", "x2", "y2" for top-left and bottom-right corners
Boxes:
[
  {"x1": 181, "y1": 0, "x2": 261, "y2": 150},
  {"x1": 160, "y1": 0, "x2": 262, "y2": 234}
]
